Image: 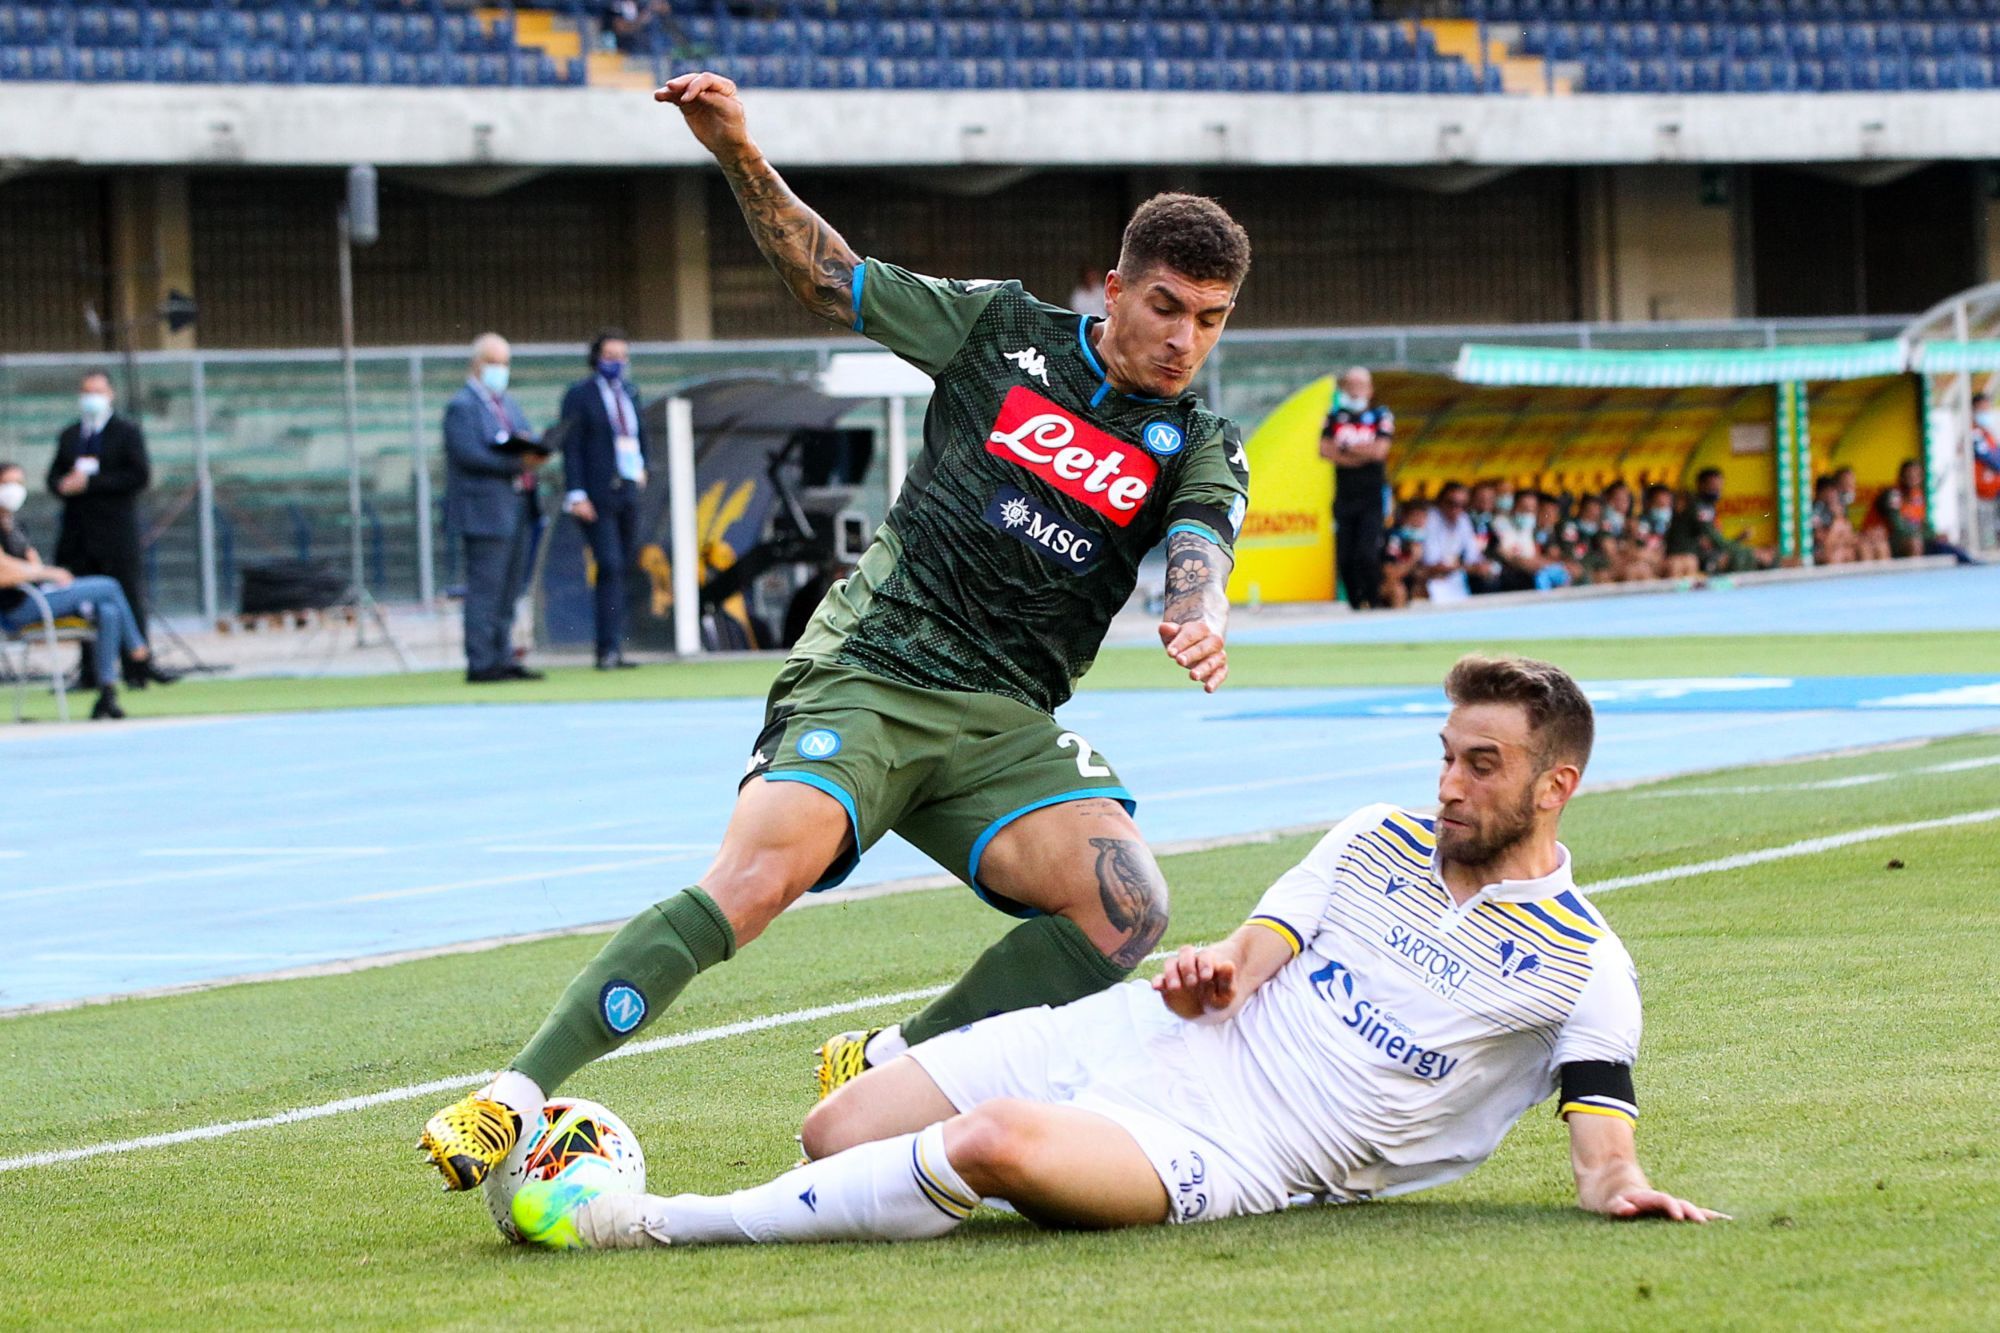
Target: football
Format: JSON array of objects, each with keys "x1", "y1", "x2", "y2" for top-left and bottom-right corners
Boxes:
[{"x1": 482, "y1": 1098, "x2": 647, "y2": 1243}]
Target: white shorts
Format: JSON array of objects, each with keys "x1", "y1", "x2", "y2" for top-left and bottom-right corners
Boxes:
[{"x1": 906, "y1": 980, "x2": 1292, "y2": 1223}]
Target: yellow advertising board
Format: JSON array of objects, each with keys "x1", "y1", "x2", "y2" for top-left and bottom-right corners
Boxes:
[{"x1": 1225, "y1": 374, "x2": 1336, "y2": 604}]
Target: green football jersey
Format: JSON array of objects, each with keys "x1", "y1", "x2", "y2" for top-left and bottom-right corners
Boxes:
[{"x1": 791, "y1": 258, "x2": 1249, "y2": 715}]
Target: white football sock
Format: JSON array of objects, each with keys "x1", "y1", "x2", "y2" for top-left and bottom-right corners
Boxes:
[
  {"x1": 483, "y1": 1070, "x2": 545, "y2": 1123},
  {"x1": 863, "y1": 1024, "x2": 909, "y2": 1066},
  {"x1": 656, "y1": 1124, "x2": 979, "y2": 1245}
]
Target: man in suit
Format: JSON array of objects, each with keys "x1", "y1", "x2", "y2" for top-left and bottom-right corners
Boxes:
[
  {"x1": 445, "y1": 332, "x2": 548, "y2": 683},
  {"x1": 48, "y1": 369, "x2": 169, "y2": 688},
  {"x1": 559, "y1": 328, "x2": 647, "y2": 669}
]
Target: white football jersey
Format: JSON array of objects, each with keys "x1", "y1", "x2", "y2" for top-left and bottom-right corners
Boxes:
[{"x1": 1179, "y1": 803, "x2": 1642, "y2": 1202}]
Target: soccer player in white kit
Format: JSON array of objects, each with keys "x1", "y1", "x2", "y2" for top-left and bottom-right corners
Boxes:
[{"x1": 516, "y1": 655, "x2": 1723, "y2": 1249}]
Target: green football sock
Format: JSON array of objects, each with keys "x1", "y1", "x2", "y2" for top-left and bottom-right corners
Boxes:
[
  {"x1": 511, "y1": 887, "x2": 736, "y2": 1092},
  {"x1": 899, "y1": 914, "x2": 1129, "y2": 1047}
]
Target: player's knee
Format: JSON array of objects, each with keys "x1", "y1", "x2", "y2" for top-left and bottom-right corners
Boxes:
[
  {"x1": 943, "y1": 1100, "x2": 1043, "y2": 1193},
  {"x1": 700, "y1": 853, "x2": 810, "y2": 937},
  {"x1": 798, "y1": 1088, "x2": 867, "y2": 1161}
]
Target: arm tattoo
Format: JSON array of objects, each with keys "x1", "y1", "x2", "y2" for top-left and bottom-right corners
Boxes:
[
  {"x1": 1090, "y1": 836, "x2": 1170, "y2": 970},
  {"x1": 719, "y1": 153, "x2": 861, "y2": 327},
  {"x1": 1162, "y1": 529, "x2": 1232, "y2": 630}
]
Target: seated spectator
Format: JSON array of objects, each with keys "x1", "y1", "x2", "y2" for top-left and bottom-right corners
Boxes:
[
  {"x1": 1666, "y1": 467, "x2": 1773, "y2": 577},
  {"x1": 0, "y1": 459, "x2": 171, "y2": 719},
  {"x1": 1811, "y1": 473, "x2": 1862, "y2": 564},
  {"x1": 1491, "y1": 490, "x2": 1568, "y2": 592},
  {"x1": 1418, "y1": 482, "x2": 1500, "y2": 592},
  {"x1": 1378, "y1": 498, "x2": 1429, "y2": 609},
  {"x1": 1834, "y1": 466, "x2": 1891, "y2": 562},
  {"x1": 1600, "y1": 480, "x2": 1635, "y2": 540},
  {"x1": 1868, "y1": 459, "x2": 1980, "y2": 565}
]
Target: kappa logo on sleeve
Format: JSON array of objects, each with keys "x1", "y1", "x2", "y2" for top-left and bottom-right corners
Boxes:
[{"x1": 984, "y1": 386, "x2": 1157, "y2": 527}]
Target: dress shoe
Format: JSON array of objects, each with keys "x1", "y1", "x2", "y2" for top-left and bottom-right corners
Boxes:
[
  {"x1": 91, "y1": 687, "x2": 125, "y2": 720},
  {"x1": 506, "y1": 664, "x2": 546, "y2": 681},
  {"x1": 465, "y1": 667, "x2": 512, "y2": 684},
  {"x1": 595, "y1": 654, "x2": 639, "y2": 671},
  {"x1": 124, "y1": 658, "x2": 180, "y2": 689}
]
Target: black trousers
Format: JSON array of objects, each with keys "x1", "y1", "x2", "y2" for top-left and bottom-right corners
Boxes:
[
  {"x1": 582, "y1": 487, "x2": 640, "y2": 660},
  {"x1": 1333, "y1": 500, "x2": 1385, "y2": 610}
]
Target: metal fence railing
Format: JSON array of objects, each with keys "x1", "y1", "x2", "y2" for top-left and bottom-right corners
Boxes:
[{"x1": 0, "y1": 314, "x2": 1910, "y2": 622}]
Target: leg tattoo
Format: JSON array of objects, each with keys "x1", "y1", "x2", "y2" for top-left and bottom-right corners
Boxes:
[{"x1": 1089, "y1": 837, "x2": 1169, "y2": 969}]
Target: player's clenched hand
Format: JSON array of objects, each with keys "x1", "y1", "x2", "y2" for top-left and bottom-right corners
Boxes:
[
  {"x1": 1158, "y1": 620, "x2": 1228, "y2": 693},
  {"x1": 1154, "y1": 944, "x2": 1238, "y2": 1020},
  {"x1": 1602, "y1": 1187, "x2": 1730, "y2": 1224},
  {"x1": 656, "y1": 72, "x2": 753, "y2": 160}
]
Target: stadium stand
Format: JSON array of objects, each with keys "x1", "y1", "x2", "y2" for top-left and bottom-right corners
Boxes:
[{"x1": 3, "y1": 0, "x2": 1997, "y2": 93}]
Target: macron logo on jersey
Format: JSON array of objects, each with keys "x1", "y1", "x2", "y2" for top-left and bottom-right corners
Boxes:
[{"x1": 985, "y1": 386, "x2": 1157, "y2": 528}]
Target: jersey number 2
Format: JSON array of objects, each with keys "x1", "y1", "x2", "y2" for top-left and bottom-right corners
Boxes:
[{"x1": 1057, "y1": 731, "x2": 1110, "y2": 778}]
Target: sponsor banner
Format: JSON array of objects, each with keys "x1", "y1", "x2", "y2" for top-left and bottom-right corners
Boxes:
[{"x1": 1225, "y1": 375, "x2": 1337, "y2": 604}]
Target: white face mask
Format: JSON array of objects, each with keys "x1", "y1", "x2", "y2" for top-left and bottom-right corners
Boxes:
[
  {"x1": 79, "y1": 392, "x2": 112, "y2": 424},
  {"x1": 0, "y1": 481, "x2": 25, "y2": 513}
]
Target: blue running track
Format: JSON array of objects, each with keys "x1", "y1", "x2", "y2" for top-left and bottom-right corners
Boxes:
[{"x1": 6, "y1": 674, "x2": 1999, "y2": 1009}]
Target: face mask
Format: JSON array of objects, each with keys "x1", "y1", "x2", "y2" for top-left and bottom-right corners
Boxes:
[
  {"x1": 1493, "y1": 495, "x2": 1513, "y2": 514},
  {"x1": 1978, "y1": 411, "x2": 1998, "y2": 432},
  {"x1": 479, "y1": 363, "x2": 511, "y2": 394},
  {"x1": 79, "y1": 392, "x2": 112, "y2": 423},
  {"x1": 1651, "y1": 506, "x2": 1673, "y2": 523},
  {"x1": 0, "y1": 481, "x2": 25, "y2": 513},
  {"x1": 1337, "y1": 392, "x2": 1369, "y2": 412},
  {"x1": 597, "y1": 358, "x2": 626, "y2": 382}
]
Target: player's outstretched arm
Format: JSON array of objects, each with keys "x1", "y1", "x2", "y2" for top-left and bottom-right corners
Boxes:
[
  {"x1": 1158, "y1": 528, "x2": 1232, "y2": 693},
  {"x1": 1568, "y1": 1112, "x2": 1729, "y2": 1223},
  {"x1": 1153, "y1": 921, "x2": 1291, "y2": 1023},
  {"x1": 657, "y1": 72, "x2": 860, "y2": 328}
]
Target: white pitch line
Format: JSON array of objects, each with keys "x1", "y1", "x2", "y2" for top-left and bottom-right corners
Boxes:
[
  {"x1": 480, "y1": 844, "x2": 713, "y2": 855},
  {"x1": 1586, "y1": 805, "x2": 2000, "y2": 894},
  {"x1": 10, "y1": 805, "x2": 1998, "y2": 1175},
  {"x1": 141, "y1": 847, "x2": 393, "y2": 858},
  {"x1": 0, "y1": 983, "x2": 953, "y2": 1174},
  {"x1": 1628, "y1": 752, "x2": 2000, "y2": 799}
]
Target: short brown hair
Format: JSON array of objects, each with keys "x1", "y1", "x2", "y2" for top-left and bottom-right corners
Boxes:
[
  {"x1": 1444, "y1": 654, "x2": 1594, "y2": 774},
  {"x1": 1117, "y1": 193, "x2": 1251, "y2": 290}
]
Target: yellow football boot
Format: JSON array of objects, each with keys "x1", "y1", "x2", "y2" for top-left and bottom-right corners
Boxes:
[
  {"x1": 813, "y1": 1028, "x2": 881, "y2": 1101},
  {"x1": 417, "y1": 1093, "x2": 521, "y2": 1191}
]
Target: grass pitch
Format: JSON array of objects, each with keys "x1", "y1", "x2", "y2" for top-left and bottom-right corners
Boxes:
[
  {"x1": 9, "y1": 629, "x2": 2000, "y2": 722},
  {"x1": 4, "y1": 731, "x2": 1998, "y2": 1329}
]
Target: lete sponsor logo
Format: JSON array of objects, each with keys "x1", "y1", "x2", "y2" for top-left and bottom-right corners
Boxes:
[
  {"x1": 984, "y1": 484, "x2": 1102, "y2": 573},
  {"x1": 984, "y1": 386, "x2": 1157, "y2": 527}
]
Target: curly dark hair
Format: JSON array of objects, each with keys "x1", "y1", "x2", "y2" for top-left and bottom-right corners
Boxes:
[
  {"x1": 1116, "y1": 193, "x2": 1251, "y2": 290},
  {"x1": 1443, "y1": 654, "x2": 1595, "y2": 775}
]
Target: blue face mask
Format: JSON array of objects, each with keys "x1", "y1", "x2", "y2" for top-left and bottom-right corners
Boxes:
[
  {"x1": 479, "y1": 363, "x2": 510, "y2": 394},
  {"x1": 597, "y1": 358, "x2": 626, "y2": 382}
]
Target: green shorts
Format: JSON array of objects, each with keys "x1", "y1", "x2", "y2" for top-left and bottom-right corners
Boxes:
[{"x1": 742, "y1": 658, "x2": 1133, "y2": 915}]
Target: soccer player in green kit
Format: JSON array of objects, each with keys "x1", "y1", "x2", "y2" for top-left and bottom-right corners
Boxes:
[{"x1": 420, "y1": 70, "x2": 1254, "y2": 1191}]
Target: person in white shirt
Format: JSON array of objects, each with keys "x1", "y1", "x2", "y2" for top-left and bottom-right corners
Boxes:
[
  {"x1": 512, "y1": 654, "x2": 1722, "y2": 1250},
  {"x1": 1418, "y1": 482, "x2": 1499, "y2": 590}
]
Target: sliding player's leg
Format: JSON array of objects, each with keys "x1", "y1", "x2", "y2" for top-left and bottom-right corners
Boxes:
[
  {"x1": 417, "y1": 776, "x2": 853, "y2": 1189},
  {"x1": 521, "y1": 1101, "x2": 1169, "y2": 1250}
]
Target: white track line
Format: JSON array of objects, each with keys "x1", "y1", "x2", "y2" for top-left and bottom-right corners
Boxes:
[
  {"x1": 1629, "y1": 752, "x2": 2000, "y2": 799},
  {"x1": 8, "y1": 806, "x2": 1997, "y2": 1175}
]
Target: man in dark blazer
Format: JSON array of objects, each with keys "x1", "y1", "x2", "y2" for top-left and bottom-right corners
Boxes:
[
  {"x1": 559, "y1": 328, "x2": 647, "y2": 669},
  {"x1": 48, "y1": 369, "x2": 159, "y2": 684},
  {"x1": 445, "y1": 332, "x2": 548, "y2": 683}
]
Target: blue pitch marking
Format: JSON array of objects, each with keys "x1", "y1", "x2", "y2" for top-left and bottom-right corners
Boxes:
[
  {"x1": 1221, "y1": 565, "x2": 2000, "y2": 646},
  {"x1": 6, "y1": 683, "x2": 2000, "y2": 1008}
]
